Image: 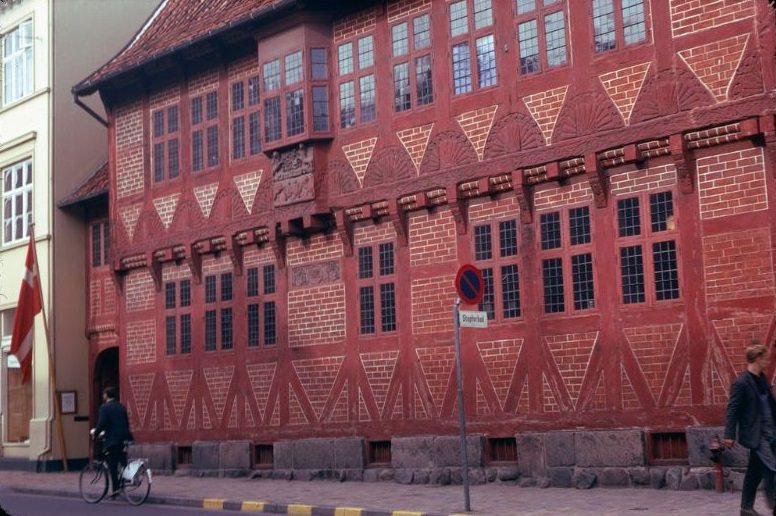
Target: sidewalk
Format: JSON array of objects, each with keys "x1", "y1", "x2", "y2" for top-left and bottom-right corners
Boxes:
[{"x1": 0, "y1": 470, "x2": 768, "y2": 515}]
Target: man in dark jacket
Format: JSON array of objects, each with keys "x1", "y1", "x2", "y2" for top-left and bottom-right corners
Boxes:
[
  {"x1": 92, "y1": 386, "x2": 133, "y2": 496},
  {"x1": 725, "y1": 344, "x2": 776, "y2": 516}
]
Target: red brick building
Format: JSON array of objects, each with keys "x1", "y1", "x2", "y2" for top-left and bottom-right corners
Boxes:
[{"x1": 73, "y1": 0, "x2": 776, "y2": 480}]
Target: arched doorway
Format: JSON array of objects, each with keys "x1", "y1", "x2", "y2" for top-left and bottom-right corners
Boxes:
[{"x1": 91, "y1": 347, "x2": 119, "y2": 424}]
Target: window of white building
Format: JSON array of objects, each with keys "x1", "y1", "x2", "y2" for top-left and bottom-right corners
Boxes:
[
  {"x1": 2, "y1": 159, "x2": 32, "y2": 245},
  {"x1": 2, "y1": 19, "x2": 34, "y2": 105}
]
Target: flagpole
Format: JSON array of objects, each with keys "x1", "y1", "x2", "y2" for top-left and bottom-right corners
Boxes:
[{"x1": 28, "y1": 224, "x2": 69, "y2": 472}]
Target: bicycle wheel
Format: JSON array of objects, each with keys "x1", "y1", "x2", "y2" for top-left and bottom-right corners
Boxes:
[
  {"x1": 79, "y1": 461, "x2": 109, "y2": 504},
  {"x1": 122, "y1": 464, "x2": 151, "y2": 506}
]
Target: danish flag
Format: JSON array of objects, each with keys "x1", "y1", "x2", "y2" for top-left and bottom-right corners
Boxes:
[{"x1": 10, "y1": 236, "x2": 42, "y2": 384}]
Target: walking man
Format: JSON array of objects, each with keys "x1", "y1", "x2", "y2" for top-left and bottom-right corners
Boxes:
[
  {"x1": 725, "y1": 344, "x2": 776, "y2": 516},
  {"x1": 92, "y1": 386, "x2": 133, "y2": 497}
]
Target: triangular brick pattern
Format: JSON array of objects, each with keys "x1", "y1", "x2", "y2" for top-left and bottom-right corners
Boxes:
[
  {"x1": 455, "y1": 105, "x2": 499, "y2": 161},
  {"x1": 515, "y1": 376, "x2": 530, "y2": 414},
  {"x1": 268, "y1": 397, "x2": 280, "y2": 426},
  {"x1": 293, "y1": 356, "x2": 344, "y2": 421},
  {"x1": 416, "y1": 346, "x2": 456, "y2": 416},
  {"x1": 713, "y1": 315, "x2": 773, "y2": 373},
  {"x1": 588, "y1": 372, "x2": 607, "y2": 411},
  {"x1": 342, "y1": 138, "x2": 378, "y2": 187},
  {"x1": 193, "y1": 183, "x2": 219, "y2": 219},
  {"x1": 360, "y1": 386, "x2": 372, "y2": 422},
  {"x1": 545, "y1": 332, "x2": 598, "y2": 409},
  {"x1": 163, "y1": 404, "x2": 172, "y2": 431},
  {"x1": 129, "y1": 373, "x2": 155, "y2": 427},
  {"x1": 477, "y1": 338, "x2": 523, "y2": 410},
  {"x1": 246, "y1": 362, "x2": 276, "y2": 422},
  {"x1": 245, "y1": 399, "x2": 255, "y2": 428},
  {"x1": 148, "y1": 403, "x2": 158, "y2": 430},
  {"x1": 328, "y1": 381, "x2": 349, "y2": 423},
  {"x1": 476, "y1": 379, "x2": 490, "y2": 416},
  {"x1": 165, "y1": 370, "x2": 193, "y2": 428},
  {"x1": 674, "y1": 366, "x2": 692, "y2": 406},
  {"x1": 621, "y1": 366, "x2": 641, "y2": 410},
  {"x1": 360, "y1": 351, "x2": 399, "y2": 416},
  {"x1": 187, "y1": 400, "x2": 196, "y2": 430},
  {"x1": 153, "y1": 193, "x2": 180, "y2": 230},
  {"x1": 598, "y1": 62, "x2": 651, "y2": 125},
  {"x1": 228, "y1": 398, "x2": 239, "y2": 428},
  {"x1": 289, "y1": 389, "x2": 308, "y2": 425},
  {"x1": 202, "y1": 401, "x2": 212, "y2": 429},
  {"x1": 677, "y1": 34, "x2": 749, "y2": 102},
  {"x1": 711, "y1": 364, "x2": 728, "y2": 405},
  {"x1": 203, "y1": 366, "x2": 234, "y2": 424},
  {"x1": 233, "y1": 170, "x2": 263, "y2": 214},
  {"x1": 391, "y1": 386, "x2": 404, "y2": 420},
  {"x1": 396, "y1": 123, "x2": 434, "y2": 173},
  {"x1": 121, "y1": 203, "x2": 142, "y2": 242},
  {"x1": 522, "y1": 85, "x2": 569, "y2": 145},
  {"x1": 413, "y1": 384, "x2": 429, "y2": 420},
  {"x1": 624, "y1": 324, "x2": 683, "y2": 404},
  {"x1": 542, "y1": 374, "x2": 560, "y2": 413}
]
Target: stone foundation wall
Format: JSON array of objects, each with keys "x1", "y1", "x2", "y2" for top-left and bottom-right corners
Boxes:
[{"x1": 135, "y1": 427, "x2": 753, "y2": 490}]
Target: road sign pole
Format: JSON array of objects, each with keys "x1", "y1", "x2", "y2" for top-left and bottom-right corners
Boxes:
[{"x1": 454, "y1": 297, "x2": 471, "y2": 512}]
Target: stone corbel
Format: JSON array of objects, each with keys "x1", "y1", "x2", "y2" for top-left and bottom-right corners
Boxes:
[
  {"x1": 187, "y1": 243, "x2": 203, "y2": 285},
  {"x1": 670, "y1": 133, "x2": 694, "y2": 194},
  {"x1": 585, "y1": 153, "x2": 609, "y2": 209},
  {"x1": 446, "y1": 185, "x2": 468, "y2": 235},
  {"x1": 511, "y1": 169, "x2": 534, "y2": 224},
  {"x1": 334, "y1": 209, "x2": 354, "y2": 257},
  {"x1": 269, "y1": 223, "x2": 287, "y2": 269},
  {"x1": 622, "y1": 144, "x2": 644, "y2": 167},
  {"x1": 147, "y1": 251, "x2": 163, "y2": 292},
  {"x1": 111, "y1": 258, "x2": 127, "y2": 296},
  {"x1": 388, "y1": 198, "x2": 408, "y2": 247},
  {"x1": 226, "y1": 235, "x2": 244, "y2": 277}
]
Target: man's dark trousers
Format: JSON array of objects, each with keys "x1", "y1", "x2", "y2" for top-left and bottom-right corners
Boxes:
[{"x1": 105, "y1": 444, "x2": 126, "y2": 493}]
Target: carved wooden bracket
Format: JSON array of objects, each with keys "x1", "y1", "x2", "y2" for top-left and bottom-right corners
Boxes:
[
  {"x1": 759, "y1": 115, "x2": 776, "y2": 179},
  {"x1": 187, "y1": 243, "x2": 203, "y2": 285},
  {"x1": 388, "y1": 198, "x2": 408, "y2": 247},
  {"x1": 111, "y1": 259, "x2": 127, "y2": 296},
  {"x1": 585, "y1": 153, "x2": 609, "y2": 209},
  {"x1": 226, "y1": 235, "x2": 244, "y2": 277},
  {"x1": 147, "y1": 251, "x2": 163, "y2": 292},
  {"x1": 334, "y1": 209, "x2": 354, "y2": 257},
  {"x1": 511, "y1": 169, "x2": 534, "y2": 224},
  {"x1": 446, "y1": 185, "x2": 468, "y2": 235},
  {"x1": 670, "y1": 133, "x2": 694, "y2": 194},
  {"x1": 269, "y1": 223, "x2": 287, "y2": 269}
]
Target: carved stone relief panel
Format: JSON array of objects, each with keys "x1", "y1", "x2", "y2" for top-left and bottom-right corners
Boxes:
[{"x1": 272, "y1": 144, "x2": 315, "y2": 207}]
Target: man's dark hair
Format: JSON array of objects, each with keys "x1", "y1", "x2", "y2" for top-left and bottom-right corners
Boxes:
[{"x1": 103, "y1": 386, "x2": 118, "y2": 400}]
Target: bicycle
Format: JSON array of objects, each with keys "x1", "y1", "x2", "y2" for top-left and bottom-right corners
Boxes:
[{"x1": 79, "y1": 433, "x2": 152, "y2": 505}]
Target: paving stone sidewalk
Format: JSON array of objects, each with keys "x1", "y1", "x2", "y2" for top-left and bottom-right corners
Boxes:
[{"x1": 0, "y1": 470, "x2": 769, "y2": 515}]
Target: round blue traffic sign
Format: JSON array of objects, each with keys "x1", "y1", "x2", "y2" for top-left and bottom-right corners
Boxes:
[{"x1": 455, "y1": 264, "x2": 484, "y2": 305}]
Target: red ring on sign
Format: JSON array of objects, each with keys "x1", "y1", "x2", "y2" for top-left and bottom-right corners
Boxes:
[{"x1": 455, "y1": 264, "x2": 484, "y2": 305}]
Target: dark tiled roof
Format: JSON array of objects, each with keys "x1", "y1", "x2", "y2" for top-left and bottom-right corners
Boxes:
[
  {"x1": 59, "y1": 161, "x2": 109, "y2": 207},
  {"x1": 74, "y1": 0, "x2": 290, "y2": 95}
]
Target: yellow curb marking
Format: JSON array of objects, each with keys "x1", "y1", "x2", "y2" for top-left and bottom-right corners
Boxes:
[
  {"x1": 392, "y1": 512, "x2": 424, "y2": 516},
  {"x1": 335, "y1": 508, "x2": 364, "y2": 516},
  {"x1": 242, "y1": 501, "x2": 266, "y2": 512},
  {"x1": 288, "y1": 504, "x2": 313, "y2": 515},
  {"x1": 203, "y1": 498, "x2": 225, "y2": 509}
]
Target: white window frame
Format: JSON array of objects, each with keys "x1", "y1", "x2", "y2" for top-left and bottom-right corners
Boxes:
[
  {"x1": 2, "y1": 18, "x2": 34, "y2": 106},
  {"x1": 1, "y1": 307, "x2": 25, "y2": 446},
  {"x1": 2, "y1": 159, "x2": 33, "y2": 245}
]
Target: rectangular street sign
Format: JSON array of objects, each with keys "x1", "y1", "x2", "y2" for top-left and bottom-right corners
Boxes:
[{"x1": 459, "y1": 310, "x2": 488, "y2": 328}]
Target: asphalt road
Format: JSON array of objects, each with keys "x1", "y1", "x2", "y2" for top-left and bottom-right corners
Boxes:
[{"x1": 0, "y1": 487, "x2": 271, "y2": 516}]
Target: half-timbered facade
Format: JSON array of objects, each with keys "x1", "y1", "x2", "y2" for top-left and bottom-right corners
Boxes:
[{"x1": 74, "y1": 0, "x2": 776, "y2": 478}]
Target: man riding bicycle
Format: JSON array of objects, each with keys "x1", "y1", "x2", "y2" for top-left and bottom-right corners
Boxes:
[{"x1": 91, "y1": 386, "x2": 133, "y2": 498}]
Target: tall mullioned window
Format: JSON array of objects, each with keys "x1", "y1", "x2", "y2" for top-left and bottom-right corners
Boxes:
[
  {"x1": 357, "y1": 242, "x2": 397, "y2": 335},
  {"x1": 203, "y1": 272, "x2": 234, "y2": 351},
  {"x1": 515, "y1": 0, "x2": 568, "y2": 75},
  {"x1": 246, "y1": 264, "x2": 278, "y2": 347},
  {"x1": 538, "y1": 204, "x2": 596, "y2": 314},
  {"x1": 593, "y1": 0, "x2": 648, "y2": 54},
  {"x1": 230, "y1": 75, "x2": 261, "y2": 159},
  {"x1": 191, "y1": 90, "x2": 219, "y2": 171},
  {"x1": 338, "y1": 32, "x2": 377, "y2": 127},
  {"x1": 164, "y1": 278, "x2": 192, "y2": 355},
  {"x1": 616, "y1": 190, "x2": 679, "y2": 305},
  {"x1": 449, "y1": 0, "x2": 497, "y2": 95},
  {"x1": 152, "y1": 104, "x2": 180, "y2": 181},
  {"x1": 2, "y1": 19, "x2": 33, "y2": 105},
  {"x1": 390, "y1": 10, "x2": 434, "y2": 110},
  {"x1": 2, "y1": 159, "x2": 32, "y2": 245},
  {"x1": 473, "y1": 219, "x2": 521, "y2": 321}
]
